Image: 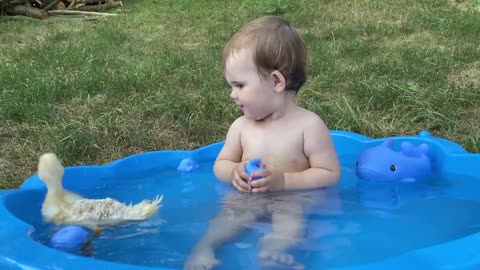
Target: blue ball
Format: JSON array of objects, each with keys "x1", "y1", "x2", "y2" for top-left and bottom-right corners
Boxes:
[
  {"x1": 51, "y1": 226, "x2": 90, "y2": 252},
  {"x1": 244, "y1": 158, "x2": 264, "y2": 180}
]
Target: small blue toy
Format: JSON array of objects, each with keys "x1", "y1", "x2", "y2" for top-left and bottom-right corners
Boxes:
[
  {"x1": 50, "y1": 226, "x2": 91, "y2": 252},
  {"x1": 177, "y1": 158, "x2": 199, "y2": 173},
  {"x1": 244, "y1": 158, "x2": 264, "y2": 180},
  {"x1": 356, "y1": 138, "x2": 432, "y2": 182}
]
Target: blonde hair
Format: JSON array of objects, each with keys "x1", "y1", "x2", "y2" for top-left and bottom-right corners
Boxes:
[{"x1": 222, "y1": 16, "x2": 307, "y2": 92}]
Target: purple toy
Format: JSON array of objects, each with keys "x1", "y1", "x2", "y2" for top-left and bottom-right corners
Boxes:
[{"x1": 356, "y1": 139, "x2": 432, "y2": 182}]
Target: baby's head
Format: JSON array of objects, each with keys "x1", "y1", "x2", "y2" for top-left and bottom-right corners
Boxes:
[{"x1": 222, "y1": 16, "x2": 307, "y2": 93}]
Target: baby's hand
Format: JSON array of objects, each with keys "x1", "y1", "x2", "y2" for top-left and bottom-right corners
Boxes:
[
  {"x1": 232, "y1": 162, "x2": 252, "y2": 193},
  {"x1": 248, "y1": 164, "x2": 285, "y2": 192}
]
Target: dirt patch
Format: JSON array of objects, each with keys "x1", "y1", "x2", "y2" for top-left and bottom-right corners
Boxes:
[
  {"x1": 383, "y1": 31, "x2": 449, "y2": 51},
  {"x1": 54, "y1": 94, "x2": 108, "y2": 119},
  {"x1": 448, "y1": 0, "x2": 479, "y2": 11},
  {"x1": 448, "y1": 62, "x2": 480, "y2": 89},
  {"x1": 0, "y1": 125, "x2": 24, "y2": 188},
  {"x1": 0, "y1": 158, "x2": 13, "y2": 174}
]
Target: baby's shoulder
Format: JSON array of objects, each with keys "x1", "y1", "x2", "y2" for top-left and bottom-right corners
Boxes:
[
  {"x1": 232, "y1": 116, "x2": 248, "y2": 125},
  {"x1": 295, "y1": 108, "x2": 326, "y2": 127},
  {"x1": 229, "y1": 116, "x2": 249, "y2": 130}
]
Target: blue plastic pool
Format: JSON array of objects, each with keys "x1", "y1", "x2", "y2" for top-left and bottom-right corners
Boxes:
[{"x1": 1, "y1": 130, "x2": 480, "y2": 270}]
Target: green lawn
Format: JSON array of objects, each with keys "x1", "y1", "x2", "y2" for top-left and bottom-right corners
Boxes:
[{"x1": 1, "y1": 0, "x2": 479, "y2": 189}]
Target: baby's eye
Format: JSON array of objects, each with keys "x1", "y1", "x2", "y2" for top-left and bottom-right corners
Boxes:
[{"x1": 236, "y1": 84, "x2": 244, "y2": 89}]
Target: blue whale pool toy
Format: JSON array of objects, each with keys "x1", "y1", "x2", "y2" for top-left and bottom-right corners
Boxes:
[{"x1": 356, "y1": 138, "x2": 432, "y2": 182}]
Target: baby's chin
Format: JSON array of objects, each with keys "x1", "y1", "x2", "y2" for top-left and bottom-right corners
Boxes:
[
  {"x1": 242, "y1": 112, "x2": 259, "y2": 120},
  {"x1": 244, "y1": 113, "x2": 273, "y2": 122},
  {"x1": 239, "y1": 106, "x2": 273, "y2": 121}
]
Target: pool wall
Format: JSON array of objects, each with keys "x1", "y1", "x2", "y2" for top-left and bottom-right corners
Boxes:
[{"x1": 1, "y1": 130, "x2": 480, "y2": 270}]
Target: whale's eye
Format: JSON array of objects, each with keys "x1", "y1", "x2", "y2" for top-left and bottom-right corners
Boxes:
[
  {"x1": 390, "y1": 165, "x2": 397, "y2": 171},
  {"x1": 356, "y1": 161, "x2": 359, "y2": 167}
]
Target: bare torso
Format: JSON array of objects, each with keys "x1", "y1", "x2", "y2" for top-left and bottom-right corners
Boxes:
[{"x1": 239, "y1": 106, "x2": 313, "y2": 173}]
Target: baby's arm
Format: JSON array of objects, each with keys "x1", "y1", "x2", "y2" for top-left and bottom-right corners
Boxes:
[
  {"x1": 213, "y1": 118, "x2": 251, "y2": 192},
  {"x1": 284, "y1": 115, "x2": 340, "y2": 190}
]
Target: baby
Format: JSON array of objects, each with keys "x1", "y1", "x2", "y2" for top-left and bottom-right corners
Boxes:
[{"x1": 185, "y1": 16, "x2": 340, "y2": 270}]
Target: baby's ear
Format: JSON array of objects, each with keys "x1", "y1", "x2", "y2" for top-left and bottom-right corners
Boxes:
[{"x1": 271, "y1": 70, "x2": 286, "y2": 93}]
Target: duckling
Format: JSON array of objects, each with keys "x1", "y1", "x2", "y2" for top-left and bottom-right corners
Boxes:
[{"x1": 37, "y1": 153, "x2": 162, "y2": 228}]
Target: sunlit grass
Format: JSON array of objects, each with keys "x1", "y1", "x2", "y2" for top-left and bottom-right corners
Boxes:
[{"x1": 1, "y1": 0, "x2": 479, "y2": 188}]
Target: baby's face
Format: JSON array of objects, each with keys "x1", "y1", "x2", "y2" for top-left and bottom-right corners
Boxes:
[{"x1": 224, "y1": 48, "x2": 277, "y2": 120}]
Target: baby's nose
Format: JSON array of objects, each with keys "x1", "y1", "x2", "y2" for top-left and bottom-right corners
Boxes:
[{"x1": 230, "y1": 90, "x2": 237, "y2": 100}]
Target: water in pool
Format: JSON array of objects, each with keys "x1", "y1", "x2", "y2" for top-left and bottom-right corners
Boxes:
[{"x1": 31, "y1": 159, "x2": 480, "y2": 269}]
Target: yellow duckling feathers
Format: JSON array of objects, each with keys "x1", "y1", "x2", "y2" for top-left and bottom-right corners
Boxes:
[{"x1": 37, "y1": 153, "x2": 163, "y2": 227}]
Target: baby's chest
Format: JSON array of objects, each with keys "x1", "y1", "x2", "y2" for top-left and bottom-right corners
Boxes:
[{"x1": 241, "y1": 128, "x2": 306, "y2": 168}]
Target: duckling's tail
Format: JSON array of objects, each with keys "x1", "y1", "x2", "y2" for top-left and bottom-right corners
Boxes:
[
  {"x1": 130, "y1": 195, "x2": 163, "y2": 219},
  {"x1": 38, "y1": 153, "x2": 65, "y2": 192}
]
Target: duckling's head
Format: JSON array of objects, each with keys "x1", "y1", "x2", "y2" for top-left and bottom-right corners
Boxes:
[{"x1": 38, "y1": 153, "x2": 64, "y2": 190}]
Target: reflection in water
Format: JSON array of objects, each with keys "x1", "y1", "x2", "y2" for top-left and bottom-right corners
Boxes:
[
  {"x1": 188, "y1": 187, "x2": 344, "y2": 270},
  {"x1": 355, "y1": 177, "x2": 445, "y2": 210}
]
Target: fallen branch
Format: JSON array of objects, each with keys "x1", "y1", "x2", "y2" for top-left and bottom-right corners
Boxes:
[
  {"x1": 77, "y1": 0, "x2": 121, "y2": 11},
  {"x1": 66, "y1": 0, "x2": 76, "y2": 9},
  {"x1": 78, "y1": 0, "x2": 107, "y2": 4},
  {"x1": 43, "y1": 0, "x2": 61, "y2": 10},
  {"x1": 4, "y1": 4, "x2": 48, "y2": 19},
  {"x1": 2, "y1": 0, "x2": 120, "y2": 19},
  {"x1": 48, "y1": 9, "x2": 117, "y2": 16}
]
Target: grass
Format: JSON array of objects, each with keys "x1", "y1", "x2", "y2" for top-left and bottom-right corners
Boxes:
[{"x1": 1, "y1": 0, "x2": 479, "y2": 189}]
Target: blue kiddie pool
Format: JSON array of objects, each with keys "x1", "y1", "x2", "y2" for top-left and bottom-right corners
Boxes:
[{"x1": 1, "y1": 130, "x2": 480, "y2": 270}]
